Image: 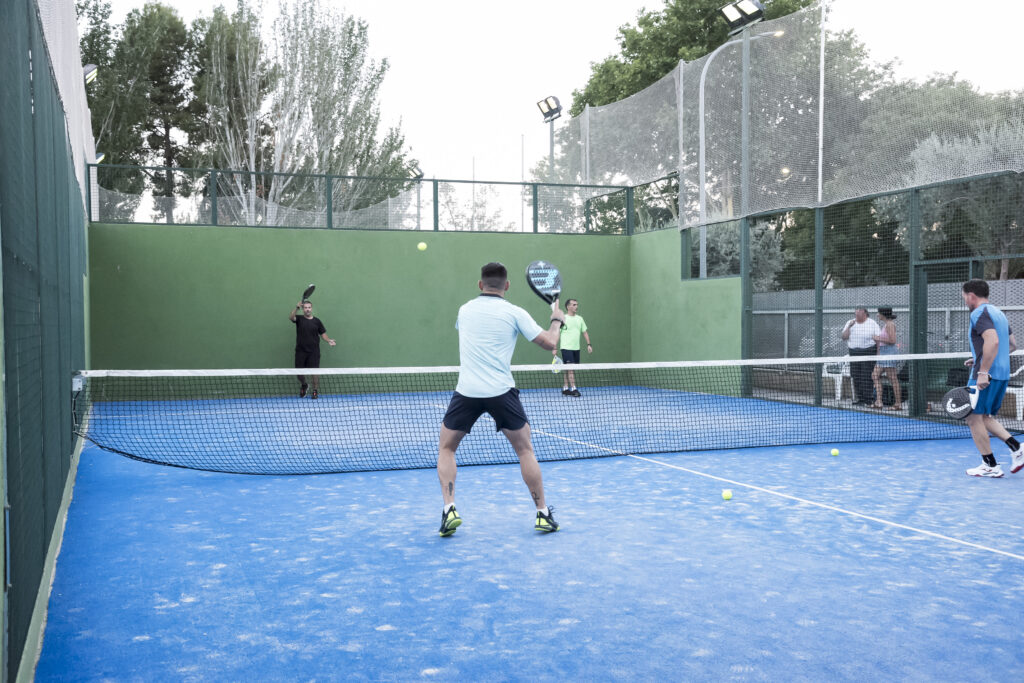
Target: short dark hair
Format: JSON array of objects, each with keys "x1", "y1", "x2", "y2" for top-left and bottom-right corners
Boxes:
[
  {"x1": 962, "y1": 278, "x2": 989, "y2": 298},
  {"x1": 480, "y1": 262, "x2": 507, "y2": 289},
  {"x1": 855, "y1": 306, "x2": 868, "y2": 315},
  {"x1": 566, "y1": 298, "x2": 578, "y2": 306}
]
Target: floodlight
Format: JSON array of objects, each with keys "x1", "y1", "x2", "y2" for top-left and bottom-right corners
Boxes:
[
  {"x1": 719, "y1": 0, "x2": 765, "y2": 33},
  {"x1": 536, "y1": 96, "x2": 562, "y2": 123},
  {"x1": 95, "y1": 152, "x2": 105, "y2": 163},
  {"x1": 411, "y1": 165, "x2": 424, "y2": 180},
  {"x1": 83, "y1": 64, "x2": 98, "y2": 85}
]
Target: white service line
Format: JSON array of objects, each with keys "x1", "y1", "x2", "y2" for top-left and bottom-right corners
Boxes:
[{"x1": 628, "y1": 453, "x2": 1024, "y2": 562}]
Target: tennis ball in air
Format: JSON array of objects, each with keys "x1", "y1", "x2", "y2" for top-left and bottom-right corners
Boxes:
[
  {"x1": 722, "y1": 489, "x2": 733, "y2": 501},
  {"x1": 831, "y1": 448, "x2": 839, "y2": 456},
  {"x1": 417, "y1": 241, "x2": 427, "y2": 251}
]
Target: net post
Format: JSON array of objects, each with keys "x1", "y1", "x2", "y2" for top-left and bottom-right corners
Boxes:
[
  {"x1": 908, "y1": 188, "x2": 927, "y2": 416},
  {"x1": 210, "y1": 169, "x2": 218, "y2": 226},
  {"x1": 532, "y1": 184, "x2": 539, "y2": 233},
  {"x1": 432, "y1": 180, "x2": 439, "y2": 231},
  {"x1": 325, "y1": 175, "x2": 333, "y2": 229},
  {"x1": 813, "y1": 207, "x2": 824, "y2": 405}
]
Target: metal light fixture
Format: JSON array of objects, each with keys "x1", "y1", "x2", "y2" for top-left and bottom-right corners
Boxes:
[
  {"x1": 536, "y1": 96, "x2": 562, "y2": 124},
  {"x1": 94, "y1": 152, "x2": 105, "y2": 163},
  {"x1": 83, "y1": 64, "x2": 98, "y2": 85},
  {"x1": 719, "y1": 0, "x2": 765, "y2": 34},
  {"x1": 411, "y1": 164, "x2": 424, "y2": 180}
]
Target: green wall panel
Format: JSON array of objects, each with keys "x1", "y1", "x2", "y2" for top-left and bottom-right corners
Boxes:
[
  {"x1": 88, "y1": 224, "x2": 632, "y2": 369},
  {"x1": 629, "y1": 228, "x2": 741, "y2": 361}
]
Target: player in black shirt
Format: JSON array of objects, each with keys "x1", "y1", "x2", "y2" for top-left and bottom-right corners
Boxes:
[{"x1": 289, "y1": 300, "x2": 336, "y2": 398}]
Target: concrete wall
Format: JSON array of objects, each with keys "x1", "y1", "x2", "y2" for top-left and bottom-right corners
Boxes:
[
  {"x1": 630, "y1": 228, "x2": 741, "y2": 361},
  {"x1": 88, "y1": 224, "x2": 633, "y2": 369}
]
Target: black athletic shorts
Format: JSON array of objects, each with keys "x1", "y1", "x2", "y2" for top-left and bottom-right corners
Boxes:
[
  {"x1": 561, "y1": 349, "x2": 581, "y2": 364},
  {"x1": 295, "y1": 349, "x2": 321, "y2": 369},
  {"x1": 442, "y1": 388, "x2": 529, "y2": 433}
]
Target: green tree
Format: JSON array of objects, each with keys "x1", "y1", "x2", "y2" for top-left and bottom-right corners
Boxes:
[{"x1": 122, "y1": 3, "x2": 197, "y2": 220}]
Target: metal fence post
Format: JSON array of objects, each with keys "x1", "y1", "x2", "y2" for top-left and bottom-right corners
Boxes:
[
  {"x1": 532, "y1": 184, "x2": 539, "y2": 233},
  {"x1": 432, "y1": 180, "x2": 439, "y2": 231},
  {"x1": 814, "y1": 207, "x2": 824, "y2": 406},
  {"x1": 625, "y1": 187, "x2": 635, "y2": 236},
  {"x1": 210, "y1": 169, "x2": 218, "y2": 226},
  {"x1": 326, "y1": 175, "x2": 333, "y2": 230},
  {"x1": 908, "y1": 188, "x2": 927, "y2": 416}
]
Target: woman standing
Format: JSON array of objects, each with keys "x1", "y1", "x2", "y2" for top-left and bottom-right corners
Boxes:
[{"x1": 872, "y1": 307, "x2": 902, "y2": 410}]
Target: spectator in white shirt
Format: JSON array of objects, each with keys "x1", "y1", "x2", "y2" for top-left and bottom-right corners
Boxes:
[{"x1": 841, "y1": 307, "x2": 881, "y2": 405}]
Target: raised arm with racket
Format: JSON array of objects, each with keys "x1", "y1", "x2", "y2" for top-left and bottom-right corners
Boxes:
[{"x1": 526, "y1": 260, "x2": 566, "y2": 331}]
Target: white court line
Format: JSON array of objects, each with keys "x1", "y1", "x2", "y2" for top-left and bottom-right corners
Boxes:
[
  {"x1": 528, "y1": 428, "x2": 1024, "y2": 562},
  {"x1": 629, "y1": 453, "x2": 1024, "y2": 562}
]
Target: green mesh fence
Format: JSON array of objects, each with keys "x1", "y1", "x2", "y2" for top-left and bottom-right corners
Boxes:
[{"x1": 0, "y1": 0, "x2": 89, "y2": 678}]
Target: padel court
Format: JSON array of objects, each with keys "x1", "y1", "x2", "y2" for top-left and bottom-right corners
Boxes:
[{"x1": 37, "y1": 430, "x2": 1024, "y2": 680}]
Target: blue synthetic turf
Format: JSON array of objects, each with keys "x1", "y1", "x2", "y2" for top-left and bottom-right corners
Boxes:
[
  {"x1": 83, "y1": 386, "x2": 971, "y2": 473},
  {"x1": 37, "y1": 440, "x2": 1024, "y2": 681}
]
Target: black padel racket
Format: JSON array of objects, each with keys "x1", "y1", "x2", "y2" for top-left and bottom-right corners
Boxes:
[
  {"x1": 943, "y1": 385, "x2": 978, "y2": 419},
  {"x1": 526, "y1": 261, "x2": 561, "y2": 304},
  {"x1": 302, "y1": 283, "x2": 315, "y2": 301}
]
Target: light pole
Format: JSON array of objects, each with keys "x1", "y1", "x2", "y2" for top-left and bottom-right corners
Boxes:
[
  {"x1": 537, "y1": 96, "x2": 563, "y2": 183},
  {"x1": 412, "y1": 165, "x2": 424, "y2": 230},
  {"x1": 696, "y1": 28, "x2": 783, "y2": 276}
]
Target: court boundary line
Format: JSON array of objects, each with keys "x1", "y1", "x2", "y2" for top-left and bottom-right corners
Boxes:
[{"x1": 531, "y1": 428, "x2": 1024, "y2": 562}]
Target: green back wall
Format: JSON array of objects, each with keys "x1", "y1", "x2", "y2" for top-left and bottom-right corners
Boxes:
[
  {"x1": 629, "y1": 228, "x2": 741, "y2": 361},
  {"x1": 88, "y1": 224, "x2": 632, "y2": 369}
]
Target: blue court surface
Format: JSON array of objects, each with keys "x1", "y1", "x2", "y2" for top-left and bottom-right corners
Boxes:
[{"x1": 39, "y1": 439, "x2": 1024, "y2": 681}]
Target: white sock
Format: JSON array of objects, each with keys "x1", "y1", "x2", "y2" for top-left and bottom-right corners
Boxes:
[
  {"x1": 537, "y1": 506, "x2": 548, "y2": 516},
  {"x1": 444, "y1": 502, "x2": 455, "y2": 513}
]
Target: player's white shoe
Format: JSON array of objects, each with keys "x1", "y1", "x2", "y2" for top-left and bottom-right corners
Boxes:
[
  {"x1": 1011, "y1": 447, "x2": 1024, "y2": 474},
  {"x1": 966, "y1": 463, "x2": 1004, "y2": 478}
]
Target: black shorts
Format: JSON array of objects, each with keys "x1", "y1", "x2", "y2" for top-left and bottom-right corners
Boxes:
[
  {"x1": 561, "y1": 349, "x2": 581, "y2": 364},
  {"x1": 442, "y1": 389, "x2": 529, "y2": 433},
  {"x1": 295, "y1": 349, "x2": 320, "y2": 369}
]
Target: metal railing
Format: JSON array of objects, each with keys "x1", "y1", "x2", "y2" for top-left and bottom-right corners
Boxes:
[{"x1": 86, "y1": 164, "x2": 634, "y2": 234}]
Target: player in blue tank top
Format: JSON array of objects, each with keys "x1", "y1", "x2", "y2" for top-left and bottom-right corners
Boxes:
[{"x1": 961, "y1": 279, "x2": 1024, "y2": 478}]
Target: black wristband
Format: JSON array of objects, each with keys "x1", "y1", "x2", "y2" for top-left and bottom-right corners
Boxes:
[{"x1": 550, "y1": 318, "x2": 563, "y2": 326}]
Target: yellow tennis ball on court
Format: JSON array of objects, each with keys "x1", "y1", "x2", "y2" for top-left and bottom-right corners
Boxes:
[
  {"x1": 831, "y1": 448, "x2": 839, "y2": 456},
  {"x1": 722, "y1": 489, "x2": 733, "y2": 501},
  {"x1": 417, "y1": 241, "x2": 427, "y2": 251}
]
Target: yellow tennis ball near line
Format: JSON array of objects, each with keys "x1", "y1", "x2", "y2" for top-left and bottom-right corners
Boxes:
[
  {"x1": 831, "y1": 448, "x2": 839, "y2": 456},
  {"x1": 417, "y1": 241, "x2": 427, "y2": 251},
  {"x1": 722, "y1": 489, "x2": 733, "y2": 500}
]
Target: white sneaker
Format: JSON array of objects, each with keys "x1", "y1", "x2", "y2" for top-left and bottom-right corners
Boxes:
[
  {"x1": 1011, "y1": 447, "x2": 1024, "y2": 474},
  {"x1": 966, "y1": 463, "x2": 1004, "y2": 478}
]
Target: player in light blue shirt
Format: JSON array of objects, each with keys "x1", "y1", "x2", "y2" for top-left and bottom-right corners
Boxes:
[
  {"x1": 961, "y1": 279, "x2": 1023, "y2": 478},
  {"x1": 437, "y1": 262, "x2": 565, "y2": 536}
]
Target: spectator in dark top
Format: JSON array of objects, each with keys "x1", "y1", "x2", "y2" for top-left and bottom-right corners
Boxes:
[{"x1": 288, "y1": 300, "x2": 336, "y2": 399}]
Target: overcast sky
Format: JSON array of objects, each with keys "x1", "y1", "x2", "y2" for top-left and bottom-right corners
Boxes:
[{"x1": 103, "y1": 0, "x2": 1024, "y2": 183}]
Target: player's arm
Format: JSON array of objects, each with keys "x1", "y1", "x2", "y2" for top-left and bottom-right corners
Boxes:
[
  {"x1": 1010, "y1": 331, "x2": 1017, "y2": 353},
  {"x1": 532, "y1": 301, "x2": 565, "y2": 351},
  {"x1": 976, "y1": 328, "x2": 1000, "y2": 387},
  {"x1": 841, "y1": 319, "x2": 854, "y2": 340},
  {"x1": 289, "y1": 302, "x2": 301, "y2": 322},
  {"x1": 583, "y1": 329, "x2": 592, "y2": 353},
  {"x1": 321, "y1": 332, "x2": 336, "y2": 347}
]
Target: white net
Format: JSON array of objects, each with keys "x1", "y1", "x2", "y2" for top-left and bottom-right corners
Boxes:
[
  {"x1": 552, "y1": 0, "x2": 1024, "y2": 228},
  {"x1": 35, "y1": 0, "x2": 96, "y2": 203}
]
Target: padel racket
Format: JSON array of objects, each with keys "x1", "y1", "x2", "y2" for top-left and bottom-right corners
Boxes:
[
  {"x1": 526, "y1": 261, "x2": 561, "y2": 304},
  {"x1": 943, "y1": 385, "x2": 978, "y2": 419},
  {"x1": 302, "y1": 283, "x2": 315, "y2": 301},
  {"x1": 551, "y1": 356, "x2": 563, "y2": 374}
]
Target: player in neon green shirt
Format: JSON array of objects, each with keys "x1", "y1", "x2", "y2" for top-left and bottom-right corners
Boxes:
[{"x1": 553, "y1": 298, "x2": 593, "y2": 396}]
